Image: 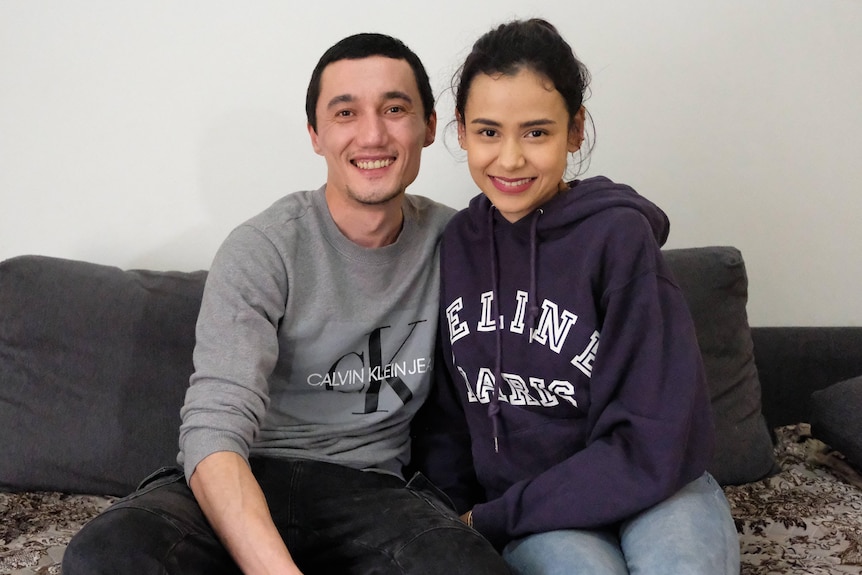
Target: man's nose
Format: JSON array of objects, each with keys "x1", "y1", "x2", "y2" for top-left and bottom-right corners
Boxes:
[{"x1": 356, "y1": 113, "x2": 387, "y2": 146}]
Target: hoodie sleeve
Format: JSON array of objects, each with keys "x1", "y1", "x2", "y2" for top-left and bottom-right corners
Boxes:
[
  {"x1": 472, "y1": 214, "x2": 715, "y2": 549},
  {"x1": 409, "y1": 329, "x2": 484, "y2": 514}
]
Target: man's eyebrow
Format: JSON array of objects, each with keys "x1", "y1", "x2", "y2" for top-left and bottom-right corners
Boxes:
[
  {"x1": 383, "y1": 91, "x2": 414, "y2": 104},
  {"x1": 326, "y1": 94, "x2": 354, "y2": 110},
  {"x1": 325, "y1": 91, "x2": 414, "y2": 110}
]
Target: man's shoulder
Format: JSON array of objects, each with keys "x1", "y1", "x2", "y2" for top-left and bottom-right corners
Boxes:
[
  {"x1": 403, "y1": 193, "x2": 456, "y2": 228},
  {"x1": 243, "y1": 187, "x2": 323, "y2": 230}
]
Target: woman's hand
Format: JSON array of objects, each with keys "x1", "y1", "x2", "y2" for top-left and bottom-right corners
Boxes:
[{"x1": 460, "y1": 509, "x2": 474, "y2": 528}]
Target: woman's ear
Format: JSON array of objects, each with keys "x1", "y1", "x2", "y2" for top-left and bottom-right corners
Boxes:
[
  {"x1": 456, "y1": 111, "x2": 467, "y2": 150},
  {"x1": 568, "y1": 106, "x2": 586, "y2": 152}
]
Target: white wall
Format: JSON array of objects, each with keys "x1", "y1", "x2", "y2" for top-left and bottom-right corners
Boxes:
[{"x1": 2, "y1": 0, "x2": 860, "y2": 326}]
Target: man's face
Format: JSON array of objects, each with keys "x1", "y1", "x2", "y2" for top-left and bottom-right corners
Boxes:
[{"x1": 308, "y1": 56, "x2": 436, "y2": 206}]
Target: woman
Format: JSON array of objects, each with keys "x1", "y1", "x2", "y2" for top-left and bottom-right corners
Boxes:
[{"x1": 415, "y1": 18, "x2": 739, "y2": 574}]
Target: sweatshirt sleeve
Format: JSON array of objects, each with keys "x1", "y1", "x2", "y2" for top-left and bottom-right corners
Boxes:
[
  {"x1": 409, "y1": 325, "x2": 484, "y2": 514},
  {"x1": 178, "y1": 225, "x2": 288, "y2": 482},
  {"x1": 472, "y1": 222, "x2": 715, "y2": 549}
]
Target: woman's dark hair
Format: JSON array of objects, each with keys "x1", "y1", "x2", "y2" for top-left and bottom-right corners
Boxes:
[
  {"x1": 306, "y1": 33, "x2": 435, "y2": 132},
  {"x1": 454, "y1": 19, "x2": 595, "y2": 169}
]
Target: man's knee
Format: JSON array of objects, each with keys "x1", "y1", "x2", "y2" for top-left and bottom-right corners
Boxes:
[{"x1": 63, "y1": 506, "x2": 182, "y2": 574}]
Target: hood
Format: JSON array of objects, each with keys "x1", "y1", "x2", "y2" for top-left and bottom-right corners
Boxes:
[
  {"x1": 462, "y1": 176, "x2": 669, "y2": 453},
  {"x1": 466, "y1": 175, "x2": 670, "y2": 246}
]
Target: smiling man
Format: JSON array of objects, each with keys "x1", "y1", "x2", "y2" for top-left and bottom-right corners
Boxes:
[{"x1": 63, "y1": 33, "x2": 509, "y2": 575}]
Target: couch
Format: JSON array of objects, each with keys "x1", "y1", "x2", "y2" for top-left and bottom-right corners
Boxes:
[{"x1": 2, "y1": 247, "x2": 861, "y2": 574}]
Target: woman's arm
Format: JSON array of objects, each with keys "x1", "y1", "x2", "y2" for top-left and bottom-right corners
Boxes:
[
  {"x1": 409, "y1": 328, "x2": 484, "y2": 514},
  {"x1": 472, "y1": 265, "x2": 714, "y2": 549}
]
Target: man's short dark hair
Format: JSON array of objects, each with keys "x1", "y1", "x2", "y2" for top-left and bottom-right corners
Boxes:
[{"x1": 305, "y1": 33, "x2": 435, "y2": 132}]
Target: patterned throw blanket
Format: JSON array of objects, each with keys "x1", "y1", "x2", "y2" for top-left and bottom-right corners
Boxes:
[
  {"x1": 2, "y1": 424, "x2": 861, "y2": 574},
  {"x1": 726, "y1": 424, "x2": 862, "y2": 574}
]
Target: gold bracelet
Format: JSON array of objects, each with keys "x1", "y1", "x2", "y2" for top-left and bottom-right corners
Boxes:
[{"x1": 467, "y1": 509, "x2": 474, "y2": 528}]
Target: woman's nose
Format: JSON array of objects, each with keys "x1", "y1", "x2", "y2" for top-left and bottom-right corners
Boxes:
[{"x1": 498, "y1": 137, "x2": 526, "y2": 171}]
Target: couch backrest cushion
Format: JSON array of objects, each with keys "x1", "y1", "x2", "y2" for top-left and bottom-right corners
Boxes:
[
  {"x1": 0, "y1": 255, "x2": 206, "y2": 496},
  {"x1": 1, "y1": 247, "x2": 775, "y2": 495},
  {"x1": 664, "y1": 246, "x2": 778, "y2": 485},
  {"x1": 811, "y1": 375, "x2": 862, "y2": 473}
]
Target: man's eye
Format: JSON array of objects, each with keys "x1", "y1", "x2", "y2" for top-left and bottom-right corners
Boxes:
[
  {"x1": 387, "y1": 106, "x2": 404, "y2": 113},
  {"x1": 337, "y1": 110, "x2": 353, "y2": 117},
  {"x1": 527, "y1": 130, "x2": 545, "y2": 138}
]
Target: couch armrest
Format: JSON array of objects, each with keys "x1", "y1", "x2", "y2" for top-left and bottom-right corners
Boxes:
[{"x1": 751, "y1": 327, "x2": 862, "y2": 429}]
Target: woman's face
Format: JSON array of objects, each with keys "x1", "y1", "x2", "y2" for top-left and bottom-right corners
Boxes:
[{"x1": 458, "y1": 68, "x2": 584, "y2": 223}]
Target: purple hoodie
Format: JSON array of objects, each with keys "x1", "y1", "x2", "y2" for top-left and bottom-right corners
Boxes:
[{"x1": 412, "y1": 176, "x2": 714, "y2": 550}]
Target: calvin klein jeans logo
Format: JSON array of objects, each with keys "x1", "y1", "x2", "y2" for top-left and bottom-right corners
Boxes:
[{"x1": 317, "y1": 320, "x2": 428, "y2": 414}]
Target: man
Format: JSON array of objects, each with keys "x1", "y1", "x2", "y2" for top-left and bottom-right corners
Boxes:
[{"x1": 63, "y1": 33, "x2": 509, "y2": 575}]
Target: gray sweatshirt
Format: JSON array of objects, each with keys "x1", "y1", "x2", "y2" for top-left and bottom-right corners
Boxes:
[{"x1": 178, "y1": 186, "x2": 455, "y2": 482}]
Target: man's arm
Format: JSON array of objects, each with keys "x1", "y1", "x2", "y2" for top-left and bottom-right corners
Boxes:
[
  {"x1": 189, "y1": 451, "x2": 303, "y2": 575},
  {"x1": 181, "y1": 224, "x2": 296, "y2": 572}
]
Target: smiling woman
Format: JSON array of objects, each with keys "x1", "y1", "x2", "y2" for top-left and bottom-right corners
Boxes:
[
  {"x1": 412, "y1": 18, "x2": 741, "y2": 575},
  {"x1": 457, "y1": 69, "x2": 582, "y2": 223}
]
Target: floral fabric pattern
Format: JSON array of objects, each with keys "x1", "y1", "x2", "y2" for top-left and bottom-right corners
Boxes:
[
  {"x1": 0, "y1": 492, "x2": 115, "y2": 574},
  {"x1": 725, "y1": 424, "x2": 862, "y2": 574},
  {"x1": 1, "y1": 424, "x2": 861, "y2": 574}
]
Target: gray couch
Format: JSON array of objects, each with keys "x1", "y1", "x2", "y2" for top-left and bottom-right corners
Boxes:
[{"x1": 1, "y1": 247, "x2": 861, "y2": 574}]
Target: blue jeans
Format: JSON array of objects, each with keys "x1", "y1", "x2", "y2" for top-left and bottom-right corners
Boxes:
[
  {"x1": 502, "y1": 472, "x2": 739, "y2": 575},
  {"x1": 63, "y1": 458, "x2": 509, "y2": 575}
]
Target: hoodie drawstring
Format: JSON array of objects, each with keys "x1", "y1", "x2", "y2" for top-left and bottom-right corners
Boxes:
[
  {"x1": 487, "y1": 207, "x2": 544, "y2": 454},
  {"x1": 488, "y1": 207, "x2": 502, "y2": 453},
  {"x1": 526, "y1": 209, "x2": 543, "y2": 331}
]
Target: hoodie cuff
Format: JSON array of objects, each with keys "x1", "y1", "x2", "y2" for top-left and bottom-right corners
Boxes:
[{"x1": 471, "y1": 501, "x2": 510, "y2": 551}]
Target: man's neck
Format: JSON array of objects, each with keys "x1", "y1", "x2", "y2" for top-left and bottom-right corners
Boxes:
[{"x1": 325, "y1": 188, "x2": 405, "y2": 248}]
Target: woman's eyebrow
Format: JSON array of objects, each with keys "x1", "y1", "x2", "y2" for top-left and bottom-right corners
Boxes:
[
  {"x1": 470, "y1": 118, "x2": 557, "y2": 128},
  {"x1": 520, "y1": 118, "x2": 556, "y2": 128},
  {"x1": 470, "y1": 117, "x2": 502, "y2": 127}
]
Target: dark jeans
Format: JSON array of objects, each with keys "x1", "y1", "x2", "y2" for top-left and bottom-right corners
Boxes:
[{"x1": 62, "y1": 458, "x2": 509, "y2": 575}]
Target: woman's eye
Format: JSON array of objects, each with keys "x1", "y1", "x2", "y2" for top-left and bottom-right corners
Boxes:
[
  {"x1": 527, "y1": 130, "x2": 545, "y2": 138},
  {"x1": 479, "y1": 129, "x2": 497, "y2": 137}
]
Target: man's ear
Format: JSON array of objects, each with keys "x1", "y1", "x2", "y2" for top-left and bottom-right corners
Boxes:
[
  {"x1": 423, "y1": 110, "x2": 437, "y2": 147},
  {"x1": 568, "y1": 106, "x2": 586, "y2": 153},
  {"x1": 308, "y1": 123, "x2": 323, "y2": 156}
]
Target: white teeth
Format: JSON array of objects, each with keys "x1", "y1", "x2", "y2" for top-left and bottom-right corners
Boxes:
[
  {"x1": 355, "y1": 158, "x2": 393, "y2": 170},
  {"x1": 498, "y1": 178, "x2": 533, "y2": 187}
]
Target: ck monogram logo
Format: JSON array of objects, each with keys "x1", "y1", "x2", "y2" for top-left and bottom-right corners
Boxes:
[{"x1": 321, "y1": 320, "x2": 430, "y2": 414}]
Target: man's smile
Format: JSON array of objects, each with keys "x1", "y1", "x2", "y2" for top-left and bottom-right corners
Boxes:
[{"x1": 353, "y1": 157, "x2": 395, "y2": 170}]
